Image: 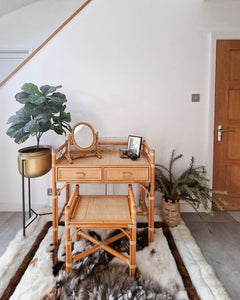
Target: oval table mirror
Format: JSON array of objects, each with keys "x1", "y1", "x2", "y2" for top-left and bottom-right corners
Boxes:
[
  {"x1": 72, "y1": 122, "x2": 96, "y2": 150},
  {"x1": 65, "y1": 122, "x2": 102, "y2": 163}
]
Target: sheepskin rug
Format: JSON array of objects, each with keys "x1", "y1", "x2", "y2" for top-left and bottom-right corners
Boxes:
[
  {"x1": 0, "y1": 213, "x2": 230, "y2": 300},
  {"x1": 43, "y1": 227, "x2": 187, "y2": 300}
]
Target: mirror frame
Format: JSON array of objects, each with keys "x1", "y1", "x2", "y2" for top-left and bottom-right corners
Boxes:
[
  {"x1": 72, "y1": 122, "x2": 96, "y2": 151},
  {"x1": 65, "y1": 122, "x2": 102, "y2": 163}
]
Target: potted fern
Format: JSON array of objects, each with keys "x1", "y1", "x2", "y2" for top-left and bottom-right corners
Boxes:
[
  {"x1": 155, "y1": 150, "x2": 227, "y2": 229},
  {"x1": 6, "y1": 83, "x2": 72, "y2": 178}
]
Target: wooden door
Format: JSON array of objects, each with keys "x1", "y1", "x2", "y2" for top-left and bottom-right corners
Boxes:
[{"x1": 213, "y1": 40, "x2": 240, "y2": 210}]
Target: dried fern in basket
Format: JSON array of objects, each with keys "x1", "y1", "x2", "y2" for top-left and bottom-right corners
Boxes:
[{"x1": 155, "y1": 150, "x2": 227, "y2": 233}]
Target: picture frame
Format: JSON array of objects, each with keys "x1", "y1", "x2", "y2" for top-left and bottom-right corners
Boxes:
[{"x1": 127, "y1": 135, "x2": 142, "y2": 158}]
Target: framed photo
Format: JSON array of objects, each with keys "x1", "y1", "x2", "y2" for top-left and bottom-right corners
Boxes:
[{"x1": 127, "y1": 135, "x2": 142, "y2": 158}]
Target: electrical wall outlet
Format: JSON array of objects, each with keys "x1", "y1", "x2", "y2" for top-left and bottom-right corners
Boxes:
[{"x1": 47, "y1": 188, "x2": 60, "y2": 196}]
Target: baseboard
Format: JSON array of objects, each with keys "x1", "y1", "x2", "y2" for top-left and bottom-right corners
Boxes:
[
  {"x1": 0, "y1": 202, "x2": 22, "y2": 212},
  {"x1": 0, "y1": 202, "x2": 51, "y2": 212},
  {"x1": 180, "y1": 201, "x2": 205, "y2": 212},
  {"x1": 0, "y1": 201, "x2": 204, "y2": 213}
]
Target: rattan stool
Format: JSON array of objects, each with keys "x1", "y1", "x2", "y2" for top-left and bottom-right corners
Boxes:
[{"x1": 65, "y1": 184, "x2": 137, "y2": 276}]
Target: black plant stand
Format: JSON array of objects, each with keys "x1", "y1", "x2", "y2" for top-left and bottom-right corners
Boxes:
[{"x1": 21, "y1": 160, "x2": 52, "y2": 237}]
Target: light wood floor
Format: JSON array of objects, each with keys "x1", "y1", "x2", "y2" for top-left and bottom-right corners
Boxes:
[{"x1": 0, "y1": 211, "x2": 239, "y2": 299}]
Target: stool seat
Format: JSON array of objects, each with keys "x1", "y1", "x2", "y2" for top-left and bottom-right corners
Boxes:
[{"x1": 70, "y1": 195, "x2": 131, "y2": 226}]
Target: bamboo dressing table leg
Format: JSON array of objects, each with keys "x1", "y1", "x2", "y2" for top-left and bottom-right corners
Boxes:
[
  {"x1": 140, "y1": 186, "x2": 145, "y2": 212},
  {"x1": 66, "y1": 184, "x2": 70, "y2": 203},
  {"x1": 52, "y1": 150, "x2": 58, "y2": 245},
  {"x1": 149, "y1": 149, "x2": 155, "y2": 242}
]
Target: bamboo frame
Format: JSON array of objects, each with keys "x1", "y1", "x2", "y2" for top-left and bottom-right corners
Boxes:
[
  {"x1": 52, "y1": 138, "x2": 155, "y2": 246},
  {"x1": 139, "y1": 183, "x2": 149, "y2": 218},
  {"x1": 57, "y1": 183, "x2": 69, "y2": 222},
  {"x1": 149, "y1": 149, "x2": 155, "y2": 241},
  {"x1": 52, "y1": 150, "x2": 58, "y2": 244},
  {"x1": 65, "y1": 123, "x2": 102, "y2": 163},
  {"x1": 65, "y1": 184, "x2": 137, "y2": 276},
  {"x1": 128, "y1": 184, "x2": 136, "y2": 275},
  {"x1": 65, "y1": 205, "x2": 71, "y2": 273}
]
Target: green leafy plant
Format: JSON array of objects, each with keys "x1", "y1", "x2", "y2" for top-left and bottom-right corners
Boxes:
[
  {"x1": 6, "y1": 83, "x2": 72, "y2": 151},
  {"x1": 155, "y1": 150, "x2": 227, "y2": 230}
]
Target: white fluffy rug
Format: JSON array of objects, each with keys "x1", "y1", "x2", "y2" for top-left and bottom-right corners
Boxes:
[{"x1": 0, "y1": 214, "x2": 230, "y2": 300}]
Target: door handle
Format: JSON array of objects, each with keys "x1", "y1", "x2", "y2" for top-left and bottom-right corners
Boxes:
[{"x1": 218, "y1": 125, "x2": 235, "y2": 142}]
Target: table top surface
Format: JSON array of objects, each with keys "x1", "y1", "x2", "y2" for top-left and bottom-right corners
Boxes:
[{"x1": 57, "y1": 151, "x2": 150, "y2": 167}]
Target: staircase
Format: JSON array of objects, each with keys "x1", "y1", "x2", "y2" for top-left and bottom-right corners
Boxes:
[{"x1": 0, "y1": 0, "x2": 92, "y2": 87}]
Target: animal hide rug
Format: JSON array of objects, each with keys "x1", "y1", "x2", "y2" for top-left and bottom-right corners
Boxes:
[{"x1": 43, "y1": 228, "x2": 182, "y2": 300}]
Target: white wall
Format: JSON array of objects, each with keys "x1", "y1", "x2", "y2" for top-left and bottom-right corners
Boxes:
[
  {"x1": 1, "y1": 0, "x2": 240, "y2": 211},
  {"x1": 0, "y1": 0, "x2": 86, "y2": 82}
]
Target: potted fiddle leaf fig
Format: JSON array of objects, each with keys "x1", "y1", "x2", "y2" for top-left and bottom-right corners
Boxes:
[
  {"x1": 155, "y1": 150, "x2": 227, "y2": 230},
  {"x1": 6, "y1": 83, "x2": 72, "y2": 178}
]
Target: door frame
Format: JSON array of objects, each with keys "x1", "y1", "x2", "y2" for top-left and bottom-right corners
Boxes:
[{"x1": 208, "y1": 33, "x2": 240, "y2": 190}]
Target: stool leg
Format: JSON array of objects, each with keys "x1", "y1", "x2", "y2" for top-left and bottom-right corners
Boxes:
[
  {"x1": 76, "y1": 231, "x2": 81, "y2": 241},
  {"x1": 129, "y1": 226, "x2": 136, "y2": 276}
]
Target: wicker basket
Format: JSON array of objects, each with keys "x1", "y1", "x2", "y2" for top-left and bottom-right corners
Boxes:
[{"x1": 161, "y1": 196, "x2": 180, "y2": 227}]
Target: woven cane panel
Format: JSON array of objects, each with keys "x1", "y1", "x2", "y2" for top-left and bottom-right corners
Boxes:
[{"x1": 71, "y1": 195, "x2": 131, "y2": 224}]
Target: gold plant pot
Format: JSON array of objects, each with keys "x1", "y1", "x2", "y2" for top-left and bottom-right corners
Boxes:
[
  {"x1": 161, "y1": 196, "x2": 180, "y2": 227},
  {"x1": 18, "y1": 145, "x2": 52, "y2": 178}
]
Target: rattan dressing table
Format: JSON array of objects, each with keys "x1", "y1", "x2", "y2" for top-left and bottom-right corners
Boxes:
[{"x1": 52, "y1": 138, "x2": 155, "y2": 246}]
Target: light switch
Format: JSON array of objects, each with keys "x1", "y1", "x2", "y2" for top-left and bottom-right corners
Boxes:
[{"x1": 192, "y1": 94, "x2": 200, "y2": 102}]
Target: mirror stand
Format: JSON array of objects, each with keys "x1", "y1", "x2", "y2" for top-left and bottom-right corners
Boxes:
[{"x1": 65, "y1": 132, "x2": 102, "y2": 164}]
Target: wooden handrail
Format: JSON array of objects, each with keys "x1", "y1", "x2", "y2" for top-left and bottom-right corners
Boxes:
[{"x1": 0, "y1": 0, "x2": 93, "y2": 88}]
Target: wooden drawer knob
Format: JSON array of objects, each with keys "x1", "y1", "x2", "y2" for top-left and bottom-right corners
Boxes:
[
  {"x1": 122, "y1": 172, "x2": 132, "y2": 178},
  {"x1": 76, "y1": 171, "x2": 85, "y2": 177}
]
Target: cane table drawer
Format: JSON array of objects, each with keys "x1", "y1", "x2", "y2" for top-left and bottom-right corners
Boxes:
[
  {"x1": 104, "y1": 167, "x2": 149, "y2": 181},
  {"x1": 57, "y1": 167, "x2": 102, "y2": 181}
]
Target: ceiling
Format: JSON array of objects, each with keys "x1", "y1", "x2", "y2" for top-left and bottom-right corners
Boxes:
[
  {"x1": 1, "y1": 0, "x2": 240, "y2": 17},
  {"x1": 0, "y1": 0, "x2": 41, "y2": 17}
]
